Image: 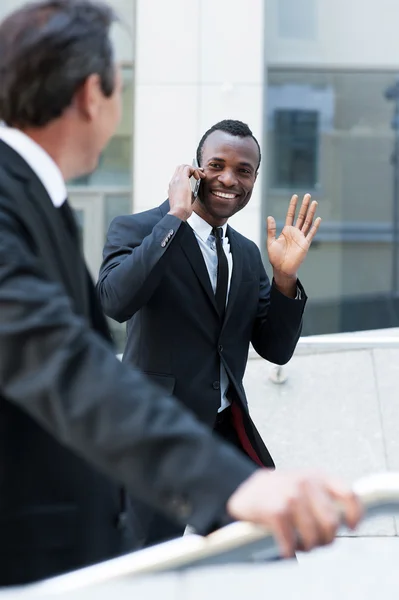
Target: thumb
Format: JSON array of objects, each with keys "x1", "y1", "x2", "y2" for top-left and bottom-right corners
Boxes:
[{"x1": 266, "y1": 216, "x2": 277, "y2": 246}]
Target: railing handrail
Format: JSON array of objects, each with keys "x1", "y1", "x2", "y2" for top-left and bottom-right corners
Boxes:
[
  {"x1": 247, "y1": 335, "x2": 399, "y2": 359},
  {"x1": 16, "y1": 473, "x2": 399, "y2": 597},
  {"x1": 297, "y1": 335, "x2": 399, "y2": 347}
]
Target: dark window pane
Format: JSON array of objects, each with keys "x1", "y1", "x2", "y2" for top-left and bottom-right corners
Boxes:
[{"x1": 273, "y1": 109, "x2": 318, "y2": 188}]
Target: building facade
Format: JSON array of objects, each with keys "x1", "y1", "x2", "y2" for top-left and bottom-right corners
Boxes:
[{"x1": 2, "y1": 0, "x2": 399, "y2": 348}]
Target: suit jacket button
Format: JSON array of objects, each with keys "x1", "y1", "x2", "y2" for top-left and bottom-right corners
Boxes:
[
  {"x1": 213, "y1": 381, "x2": 220, "y2": 390},
  {"x1": 168, "y1": 495, "x2": 192, "y2": 520},
  {"x1": 115, "y1": 512, "x2": 128, "y2": 531}
]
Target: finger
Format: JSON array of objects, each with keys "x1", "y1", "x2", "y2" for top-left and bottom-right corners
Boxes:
[
  {"x1": 294, "y1": 194, "x2": 311, "y2": 229},
  {"x1": 182, "y1": 164, "x2": 196, "y2": 178},
  {"x1": 304, "y1": 482, "x2": 340, "y2": 546},
  {"x1": 301, "y1": 201, "x2": 318, "y2": 236},
  {"x1": 266, "y1": 216, "x2": 277, "y2": 245},
  {"x1": 326, "y1": 482, "x2": 363, "y2": 531},
  {"x1": 285, "y1": 195, "x2": 298, "y2": 227},
  {"x1": 270, "y1": 512, "x2": 297, "y2": 559},
  {"x1": 291, "y1": 491, "x2": 320, "y2": 552},
  {"x1": 305, "y1": 217, "x2": 322, "y2": 244},
  {"x1": 193, "y1": 168, "x2": 206, "y2": 181}
]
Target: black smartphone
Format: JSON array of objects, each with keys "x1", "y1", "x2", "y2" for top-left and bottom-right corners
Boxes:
[{"x1": 190, "y1": 157, "x2": 201, "y2": 200}]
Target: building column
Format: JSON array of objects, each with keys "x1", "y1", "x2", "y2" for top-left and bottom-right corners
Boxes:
[{"x1": 133, "y1": 0, "x2": 265, "y2": 246}]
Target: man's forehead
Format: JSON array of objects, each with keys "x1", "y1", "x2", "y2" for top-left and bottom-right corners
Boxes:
[{"x1": 202, "y1": 130, "x2": 259, "y2": 164}]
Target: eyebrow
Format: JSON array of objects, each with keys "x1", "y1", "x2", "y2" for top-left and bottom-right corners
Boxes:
[{"x1": 207, "y1": 157, "x2": 255, "y2": 170}]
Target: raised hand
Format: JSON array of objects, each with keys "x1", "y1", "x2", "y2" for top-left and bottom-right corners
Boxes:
[{"x1": 267, "y1": 193, "x2": 321, "y2": 277}]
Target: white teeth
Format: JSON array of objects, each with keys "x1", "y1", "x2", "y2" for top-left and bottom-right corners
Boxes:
[{"x1": 213, "y1": 191, "x2": 236, "y2": 199}]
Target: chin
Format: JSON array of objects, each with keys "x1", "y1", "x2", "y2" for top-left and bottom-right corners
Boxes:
[
  {"x1": 209, "y1": 205, "x2": 238, "y2": 220},
  {"x1": 84, "y1": 157, "x2": 99, "y2": 176}
]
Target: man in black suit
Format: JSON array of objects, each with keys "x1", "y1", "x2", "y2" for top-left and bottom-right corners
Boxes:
[
  {"x1": 0, "y1": 0, "x2": 361, "y2": 587},
  {"x1": 98, "y1": 119, "x2": 322, "y2": 547}
]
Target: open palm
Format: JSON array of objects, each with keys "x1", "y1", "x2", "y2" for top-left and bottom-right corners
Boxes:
[{"x1": 267, "y1": 194, "x2": 321, "y2": 277}]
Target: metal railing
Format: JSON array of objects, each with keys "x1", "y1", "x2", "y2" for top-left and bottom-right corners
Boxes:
[
  {"x1": 6, "y1": 473, "x2": 399, "y2": 598},
  {"x1": 289, "y1": 334, "x2": 399, "y2": 355},
  {"x1": 262, "y1": 334, "x2": 399, "y2": 383}
]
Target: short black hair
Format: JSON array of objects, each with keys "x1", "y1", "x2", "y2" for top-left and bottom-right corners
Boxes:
[
  {"x1": 0, "y1": 0, "x2": 118, "y2": 128},
  {"x1": 196, "y1": 119, "x2": 261, "y2": 170}
]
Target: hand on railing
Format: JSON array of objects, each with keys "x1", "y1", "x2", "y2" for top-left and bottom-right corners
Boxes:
[{"x1": 226, "y1": 469, "x2": 362, "y2": 558}]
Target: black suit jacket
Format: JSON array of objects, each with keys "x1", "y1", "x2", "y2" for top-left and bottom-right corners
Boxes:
[
  {"x1": 0, "y1": 143, "x2": 256, "y2": 586},
  {"x1": 98, "y1": 201, "x2": 307, "y2": 468}
]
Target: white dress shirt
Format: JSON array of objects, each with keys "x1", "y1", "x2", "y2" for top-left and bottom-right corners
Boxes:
[
  {"x1": 187, "y1": 211, "x2": 233, "y2": 412},
  {"x1": 0, "y1": 126, "x2": 66, "y2": 207}
]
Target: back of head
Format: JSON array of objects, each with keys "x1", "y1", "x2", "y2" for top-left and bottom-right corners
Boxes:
[{"x1": 0, "y1": 0, "x2": 118, "y2": 128}]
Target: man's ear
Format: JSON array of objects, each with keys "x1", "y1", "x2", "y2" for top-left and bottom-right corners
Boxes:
[{"x1": 74, "y1": 73, "x2": 102, "y2": 121}]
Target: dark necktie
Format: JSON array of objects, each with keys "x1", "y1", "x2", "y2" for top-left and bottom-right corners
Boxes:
[{"x1": 212, "y1": 227, "x2": 228, "y2": 320}]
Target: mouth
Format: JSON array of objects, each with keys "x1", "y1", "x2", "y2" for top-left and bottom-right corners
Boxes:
[{"x1": 210, "y1": 190, "x2": 240, "y2": 200}]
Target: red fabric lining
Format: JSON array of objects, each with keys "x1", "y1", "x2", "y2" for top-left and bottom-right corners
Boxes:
[{"x1": 230, "y1": 402, "x2": 264, "y2": 467}]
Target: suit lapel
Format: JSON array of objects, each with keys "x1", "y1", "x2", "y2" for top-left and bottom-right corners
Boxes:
[
  {"x1": 27, "y1": 176, "x2": 113, "y2": 338},
  {"x1": 223, "y1": 225, "x2": 243, "y2": 327},
  {"x1": 26, "y1": 176, "x2": 90, "y2": 316},
  {"x1": 178, "y1": 222, "x2": 219, "y2": 316},
  {"x1": 0, "y1": 141, "x2": 89, "y2": 318},
  {"x1": 0, "y1": 140, "x2": 112, "y2": 340}
]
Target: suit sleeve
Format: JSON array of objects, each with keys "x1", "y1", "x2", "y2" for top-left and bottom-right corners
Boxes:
[
  {"x1": 251, "y1": 247, "x2": 307, "y2": 365},
  {"x1": 97, "y1": 211, "x2": 182, "y2": 323},
  {"x1": 0, "y1": 198, "x2": 257, "y2": 533}
]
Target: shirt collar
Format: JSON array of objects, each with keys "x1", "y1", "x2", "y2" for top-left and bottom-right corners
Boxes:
[
  {"x1": 0, "y1": 127, "x2": 67, "y2": 207},
  {"x1": 187, "y1": 210, "x2": 228, "y2": 243}
]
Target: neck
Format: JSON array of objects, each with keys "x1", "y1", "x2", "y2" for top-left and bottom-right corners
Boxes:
[
  {"x1": 21, "y1": 120, "x2": 88, "y2": 181},
  {"x1": 192, "y1": 200, "x2": 228, "y2": 228}
]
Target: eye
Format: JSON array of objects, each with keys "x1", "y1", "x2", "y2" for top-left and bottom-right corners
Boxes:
[
  {"x1": 209, "y1": 162, "x2": 222, "y2": 169},
  {"x1": 239, "y1": 168, "x2": 252, "y2": 175}
]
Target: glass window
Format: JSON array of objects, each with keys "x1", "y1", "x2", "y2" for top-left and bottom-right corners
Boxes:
[
  {"x1": 266, "y1": 70, "x2": 399, "y2": 335},
  {"x1": 104, "y1": 193, "x2": 132, "y2": 241},
  {"x1": 273, "y1": 109, "x2": 319, "y2": 189},
  {"x1": 103, "y1": 193, "x2": 133, "y2": 352}
]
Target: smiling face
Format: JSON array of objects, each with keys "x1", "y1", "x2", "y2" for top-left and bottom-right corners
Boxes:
[{"x1": 193, "y1": 130, "x2": 260, "y2": 226}]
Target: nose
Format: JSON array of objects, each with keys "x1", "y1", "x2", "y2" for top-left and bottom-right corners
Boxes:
[{"x1": 218, "y1": 168, "x2": 238, "y2": 188}]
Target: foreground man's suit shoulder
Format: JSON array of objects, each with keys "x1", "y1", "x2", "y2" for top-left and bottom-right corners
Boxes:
[{"x1": 0, "y1": 141, "x2": 257, "y2": 586}]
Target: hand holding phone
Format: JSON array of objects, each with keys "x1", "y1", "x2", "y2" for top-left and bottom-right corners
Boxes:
[{"x1": 168, "y1": 161, "x2": 205, "y2": 221}]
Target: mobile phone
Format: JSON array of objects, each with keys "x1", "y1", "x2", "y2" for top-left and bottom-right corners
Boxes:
[{"x1": 190, "y1": 158, "x2": 201, "y2": 200}]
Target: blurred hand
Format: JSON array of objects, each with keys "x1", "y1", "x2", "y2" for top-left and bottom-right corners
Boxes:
[
  {"x1": 168, "y1": 164, "x2": 205, "y2": 221},
  {"x1": 227, "y1": 469, "x2": 362, "y2": 558}
]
